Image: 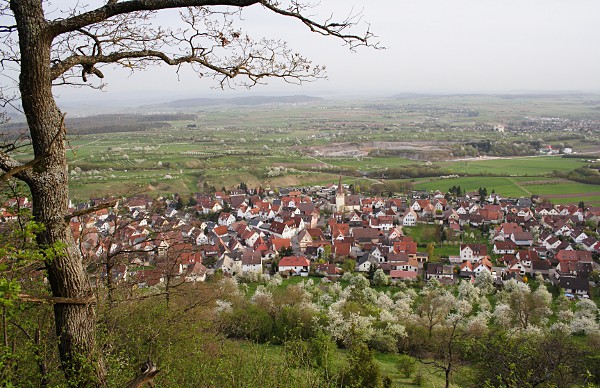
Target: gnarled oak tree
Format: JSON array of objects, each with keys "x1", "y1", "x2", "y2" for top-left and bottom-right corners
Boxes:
[{"x1": 0, "y1": 0, "x2": 373, "y2": 384}]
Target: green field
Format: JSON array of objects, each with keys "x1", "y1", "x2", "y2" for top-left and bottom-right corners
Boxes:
[
  {"x1": 5, "y1": 94, "x2": 594, "y2": 203},
  {"x1": 414, "y1": 177, "x2": 530, "y2": 197},
  {"x1": 442, "y1": 156, "x2": 588, "y2": 176},
  {"x1": 413, "y1": 176, "x2": 600, "y2": 205}
]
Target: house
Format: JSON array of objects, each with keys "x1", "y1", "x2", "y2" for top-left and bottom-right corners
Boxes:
[
  {"x1": 389, "y1": 270, "x2": 419, "y2": 282},
  {"x1": 351, "y1": 228, "x2": 382, "y2": 244},
  {"x1": 388, "y1": 227, "x2": 404, "y2": 240},
  {"x1": 493, "y1": 240, "x2": 517, "y2": 255},
  {"x1": 393, "y1": 240, "x2": 417, "y2": 259},
  {"x1": 370, "y1": 216, "x2": 394, "y2": 230},
  {"x1": 543, "y1": 236, "x2": 562, "y2": 251},
  {"x1": 278, "y1": 256, "x2": 310, "y2": 276},
  {"x1": 411, "y1": 199, "x2": 430, "y2": 212},
  {"x1": 556, "y1": 261, "x2": 594, "y2": 280},
  {"x1": 456, "y1": 244, "x2": 488, "y2": 263},
  {"x1": 516, "y1": 249, "x2": 539, "y2": 266},
  {"x1": 212, "y1": 225, "x2": 229, "y2": 238},
  {"x1": 529, "y1": 260, "x2": 551, "y2": 278},
  {"x1": 356, "y1": 255, "x2": 379, "y2": 272},
  {"x1": 218, "y1": 212, "x2": 236, "y2": 227},
  {"x1": 510, "y1": 231, "x2": 534, "y2": 247},
  {"x1": 241, "y1": 251, "x2": 263, "y2": 273},
  {"x1": 368, "y1": 246, "x2": 385, "y2": 263},
  {"x1": 333, "y1": 241, "x2": 352, "y2": 260},
  {"x1": 214, "y1": 254, "x2": 241, "y2": 275},
  {"x1": 185, "y1": 262, "x2": 207, "y2": 282},
  {"x1": 426, "y1": 263, "x2": 455, "y2": 284},
  {"x1": 507, "y1": 258, "x2": 527, "y2": 276},
  {"x1": 330, "y1": 222, "x2": 350, "y2": 240},
  {"x1": 272, "y1": 238, "x2": 292, "y2": 254},
  {"x1": 269, "y1": 220, "x2": 293, "y2": 239},
  {"x1": 472, "y1": 258, "x2": 493, "y2": 274},
  {"x1": 315, "y1": 263, "x2": 341, "y2": 279},
  {"x1": 391, "y1": 256, "x2": 419, "y2": 273},
  {"x1": 555, "y1": 250, "x2": 593, "y2": 263},
  {"x1": 135, "y1": 269, "x2": 165, "y2": 287},
  {"x1": 559, "y1": 276, "x2": 590, "y2": 297},
  {"x1": 401, "y1": 209, "x2": 418, "y2": 226}
]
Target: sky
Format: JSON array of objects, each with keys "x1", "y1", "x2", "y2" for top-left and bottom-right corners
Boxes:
[{"x1": 51, "y1": 0, "x2": 600, "y2": 105}]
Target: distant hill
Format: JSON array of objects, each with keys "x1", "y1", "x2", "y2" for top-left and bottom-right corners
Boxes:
[{"x1": 144, "y1": 95, "x2": 323, "y2": 109}]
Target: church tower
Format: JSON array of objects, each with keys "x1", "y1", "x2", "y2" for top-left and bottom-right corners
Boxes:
[{"x1": 335, "y1": 175, "x2": 345, "y2": 212}]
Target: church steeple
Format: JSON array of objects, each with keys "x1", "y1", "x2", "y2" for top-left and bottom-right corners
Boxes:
[{"x1": 336, "y1": 174, "x2": 345, "y2": 211}]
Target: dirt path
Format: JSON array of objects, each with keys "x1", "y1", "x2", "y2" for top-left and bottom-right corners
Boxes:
[{"x1": 507, "y1": 177, "x2": 532, "y2": 196}]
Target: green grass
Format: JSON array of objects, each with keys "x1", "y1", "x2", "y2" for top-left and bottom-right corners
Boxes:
[
  {"x1": 443, "y1": 156, "x2": 588, "y2": 176},
  {"x1": 412, "y1": 175, "x2": 600, "y2": 204},
  {"x1": 374, "y1": 352, "x2": 466, "y2": 387},
  {"x1": 251, "y1": 342, "x2": 467, "y2": 387},
  {"x1": 323, "y1": 156, "x2": 416, "y2": 171},
  {"x1": 414, "y1": 176, "x2": 530, "y2": 197},
  {"x1": 435, "y1": 244, "x2": 460, "y2": 258},
  {"x1": 403, "y1": 224, "x2": 436, "y2": 242}
]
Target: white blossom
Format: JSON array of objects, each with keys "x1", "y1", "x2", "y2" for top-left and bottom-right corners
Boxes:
[
  {"x1": 570, "y1": 316, "x2": 600, "y2": 335},
  {"x1": 574, "y1": 299, "x2": 599, "y2": 320},
  {"x1": 493, "y1": 303, "x2": 513, "y2": 328},
  {"x1": 214, "y1": 299, "x2": 233, "y2": 313},
  {"x1": 376, "y1": 293, "x2": 395, "y2": 310},
  {"x1": 269, "y1": 273, "x2": 283, "y2": 287},
  {"x1": 549, "y1": 322, "x2": 572, "y2": 335},
  {"x1": 458, "y1": 280, "x2": 480, "y2": 302}
]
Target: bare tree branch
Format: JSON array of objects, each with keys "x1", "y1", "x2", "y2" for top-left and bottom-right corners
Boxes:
[
  {"x1": 126, "y1": 360, "x2": 160, "y2": 388},
  {"x1": 50, "y1": 45, "x2": 321, "y2": 85},
  {"x1": 261, "y1": 1, "x2": 375, "y2": 49},
  {"x1": 18, "y1": 293, "x2": 96, "y2": 305},
  {"x1": 45, "y1": 0, "x2": 375, "y2": 87},
  {"x1": 64, "y1": 199, "x2": 118, "y2": 222},
  {"x1": 0, "y1": 112, "x2": 66, "y2": 183},
  {"x1": 48, "y1": 0, "x2": 261, "y2": 36},
  {"x1": 0, "y1": 150, "x2": 33, "y2": 183}
]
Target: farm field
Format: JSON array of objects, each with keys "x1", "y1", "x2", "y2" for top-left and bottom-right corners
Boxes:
[
  {"x1": 442, "y1": 156, "x2": 589, "y2": 176},
  {"x1": 6, "y1": 94, "x2": 599, "y2": 203},
  {"x1": 413, "y1": 176, "x2": 600, "y2": 205}
]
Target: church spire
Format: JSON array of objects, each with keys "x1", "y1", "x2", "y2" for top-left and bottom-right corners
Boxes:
[{"x1": 336, "y1": 174, "x2": 345, "y2": 212}]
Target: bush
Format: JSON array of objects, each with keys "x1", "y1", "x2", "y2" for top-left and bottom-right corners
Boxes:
[
  {"x1": 413, "y1": 371, "x2": 424, "y2": 386},
  {"x1": 339, "y1": 342, "x2": 382, "y2": 387},
  {"x1": 396, "y1": 354, "x2": 416, "y2": 378}
]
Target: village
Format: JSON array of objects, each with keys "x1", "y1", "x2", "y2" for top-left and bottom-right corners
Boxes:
[{"x1": 3, "y1": 176, "x2": 596, "y2": 299}]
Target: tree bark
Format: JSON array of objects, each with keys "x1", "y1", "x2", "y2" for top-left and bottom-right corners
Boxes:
[{"x1": 10, "y1": 0, "x2": 104, "y2": 385}]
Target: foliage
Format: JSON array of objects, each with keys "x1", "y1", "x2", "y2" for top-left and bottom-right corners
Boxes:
[
  {"x1": 341, "y1": 259, "x2": 356, "y2": 273},
  {"x1": 372, "y1": 269, "x2": 389, "y2": 287},
  {"x1": 339, "y1": 342, "x2": 382, "y2": 388},
  {"x1": 396, "y1": 354, "x2": 416, "y2": 378},
  {"x1": 471, "y1": 331, "x2": 588, "y2": 387}
]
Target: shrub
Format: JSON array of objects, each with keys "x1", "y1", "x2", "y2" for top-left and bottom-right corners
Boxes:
[{"x1": 396, "y1": 354, "x2": 416, "y2": 378}]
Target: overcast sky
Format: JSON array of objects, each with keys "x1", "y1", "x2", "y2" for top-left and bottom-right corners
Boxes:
[{"x1": 53, "y1": 0, "x2": 600, "y2": 104}]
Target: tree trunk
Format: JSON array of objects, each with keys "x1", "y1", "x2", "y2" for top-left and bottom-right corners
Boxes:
[{"x1": 11, "y1": 0, "x2": 104, "y2": 385}]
